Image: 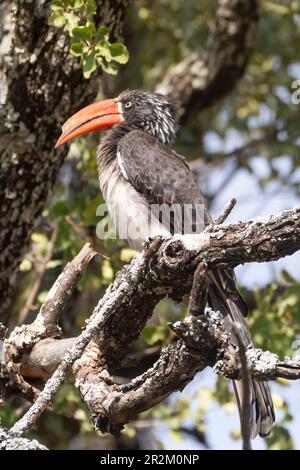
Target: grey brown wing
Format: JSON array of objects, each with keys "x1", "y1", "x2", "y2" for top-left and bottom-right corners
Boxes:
[{"x1": 118, "y1": 130, "x2": 211, "y2": 234}]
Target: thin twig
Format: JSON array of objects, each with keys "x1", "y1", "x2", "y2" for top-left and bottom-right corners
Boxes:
[
  {"x1": 34, "y1": 242, "x2": 97, "y2": 332},
  {"x1": 213, "y1": 198, "x2": 237, "y2": 226},
  {"x1": 186, "y1": 262, "x2": 208, "y2": 317}
]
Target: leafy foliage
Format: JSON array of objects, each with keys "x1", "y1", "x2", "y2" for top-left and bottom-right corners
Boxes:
[
  {"x1": 49, "y1": 0, "x2": 129, "y2": 77},
  {"x1": 249, "y1": 279, "x2": 300, "y2": 358}
]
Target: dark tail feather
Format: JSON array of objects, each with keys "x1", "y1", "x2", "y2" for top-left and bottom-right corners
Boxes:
[
  {"x1": 207, "y1": 269, "x2": 275, "y2": 438},
  {"x1": 233, "y1": 377, "x2": 275, "y2": 438}
]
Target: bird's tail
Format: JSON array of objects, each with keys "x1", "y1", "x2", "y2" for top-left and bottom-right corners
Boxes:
[
  {"x1": 233, "y1": 376, "x2": 274, "y2": 438},
  {"x1": 207, "y1": 269, "x2": 275, "y2": 438}
]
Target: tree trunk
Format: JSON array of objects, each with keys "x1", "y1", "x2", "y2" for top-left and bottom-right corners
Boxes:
[{"x1": 0, "y1": 0, "x2": 130, "y2": 322}]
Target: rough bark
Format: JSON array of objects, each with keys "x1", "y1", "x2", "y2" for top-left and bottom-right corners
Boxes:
[
  {"x1": 73, "y1": 312, "x2": 300, "y2": 436},
  {"x1": 0, "y1": 242, "x2": 96, "y2": 401},
  {"x1": 0, "y1": 426, "x2": 47, "y2": 450},
  {"x1": 1, "y1": 205, "x2": 300, "y2": 439},
  {"x1": 0, "y1": 0, "x2": 130, "y2": 322},
  {"x1": 156, "y1": 0, "x2": 259, "y2": 119}
]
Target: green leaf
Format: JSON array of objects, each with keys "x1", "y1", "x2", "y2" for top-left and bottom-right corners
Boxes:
[
  {"x1": 65, "y1": 11, "x2": 79, "y2": 30},
  {"x1": 281, "y1": 269, "x2": 296, "y2": 284},
  {"x1": 46, "y1": 260, "x2": 63, "y2": 269},
  {"x1": 0, "y1": 404, "x2": 16, "y2": 428},
  {"x1": 108, "y1": 43, "x2": 129, "y2": 64},
  {"x1": 50, "y1": 4, "x2": 64, "y2": 13},
  {"x1": 84, "y1": 0, "x2": 97, "y2": 17},
  {"x1": 37, "y1": 290, "x2": 49, "y2": 304},
  {"x1": 264, "y1": 2, "x2": 290, "y2": 15},
  {"x1": 266, "y1": 426, "x2": 293, "y2": 450},
  {"x1": 97, "y1": 42, "x2": 129, "y2": 65},
  {"x1": 97, "y1": 58, "x2": 118, "y2": 75},
  {"x1": 70, "y1": 41, "x2": 83, "y2": 56},
  {"x1": 52, "y1": 200, "x2": 68, "y2": 218},
  {"x1": 19, "y1": 258, "x2": 32, "y2": 272},
  {"x1": 120, "y1": 248, "x2": 137, "y2": 262},
  {"x1": 169, "y1": 430, "x2": 184, "y2": 443},
  {"x1": 142, "y1": 325, "x2": 166, "y2": 345},
  {"x1": 95, "y1": 25, "x2": 109, "y2": 42},
  {"x1": 101, "y1": 259, "x2": 114, "y2": 282},
  {"x1": 72, "y1": 0, "x2": 85, "y2": 9},
  {"x1": 72, "y1": 23, "x2": 95, "y2": 41},
  {"x1": 49, "y1": 11, "x2": 67, "y2": 28},
  {"x1": 83, "y1": 51, "x2": 97, "y2": 78},
  {"x1": 95, "y1": 40, "x2": 112, "y2": 61},
  {"x1": 99, "y1": 58, "x2": 118, "y2": 75}
]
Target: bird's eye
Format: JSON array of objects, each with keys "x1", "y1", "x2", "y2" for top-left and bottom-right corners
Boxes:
[{"x1": 125, "y1": 101, "x2": 132, "y2": 109}]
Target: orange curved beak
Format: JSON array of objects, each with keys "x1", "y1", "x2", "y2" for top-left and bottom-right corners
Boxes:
[{"x1": 55, "y1": 99, "x2": 123, "y2": 149}]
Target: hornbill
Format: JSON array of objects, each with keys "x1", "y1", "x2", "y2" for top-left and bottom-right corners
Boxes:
[{"x1": 56, "y1": 89, "x2": 275, "y2": 438}]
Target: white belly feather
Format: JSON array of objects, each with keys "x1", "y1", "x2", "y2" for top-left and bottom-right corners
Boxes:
[{"x1": 99, "y1": 158, "x2": 170, "y2": 251}]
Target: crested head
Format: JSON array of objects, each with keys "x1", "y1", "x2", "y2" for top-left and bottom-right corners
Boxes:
[
  {"x1": 116, "y1": 90, "x2": 178, "y2": 146},
  {"x1": 55, "y1": 89, "x2": 178, "y2": 149}
]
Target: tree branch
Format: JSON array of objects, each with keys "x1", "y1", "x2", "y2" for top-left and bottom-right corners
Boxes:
[
  {"x1": 0, "y1": 427, "x2": 47, "y2": 450},
  {"x1": 72, "y1": 310, "x2": 300, "y2": 435},
  {"x1": 8, "y1": 241, "x2": 155, "y2": 437},
  {"x1": 1, "y1": 205, "x2": 300, "y2": 440},
  {"x1": 1, "y1": 242, "x2": 96, "y2": 400},
  {"x1": 156, "y1": 0, "x2": 258, "y2": 119},
  {"x1": 210, "y1": 198, "x2": 237, "y2": 226}
]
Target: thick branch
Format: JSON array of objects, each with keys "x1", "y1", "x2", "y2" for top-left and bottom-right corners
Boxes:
[
  {"x1": 1, "y1": 243, "x2": 96, "y2": 399},
  {"x1": 172, "y1": 206, "x2": 300, "y2": 268},
  {"x1": 8, "y1": 243, "x2": 155, "y2": 437},
  {"x1": 73, "y1": 316, "x2": 216, "y2": 435},
  {"x1": 217, "y1": 348, "x2": 300, "y2": 382},
  {"x1": 2, "y1": 205, "x2": 300, "y2": 438},
  {"x1": 20, "y1": 337, "x2": 75, "y2": 378},
  {"x1": 4, "y1": 205, "x2": 300, "y2": 376},
  {"x1": 0, "y1": 427, "x2": 47, "y2": 450},
  {"x1": 75, "y1": 310, "x2": 300, "y2": 435}
]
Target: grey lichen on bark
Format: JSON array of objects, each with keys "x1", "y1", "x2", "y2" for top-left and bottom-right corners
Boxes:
[
  {"x1": 1, "y1": 242, "x2": 96, "y2": 400},
  {"x1": 0, "y1": 426, "x2": 48, "y2": 450},
  {"x1": 0, "y1": 0, "x2": 130, "y2": 322}
]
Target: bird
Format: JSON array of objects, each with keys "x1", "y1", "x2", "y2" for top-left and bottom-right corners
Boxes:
[{"x1": 55, "y1": 89, "x2": 275, "y2": 438}]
